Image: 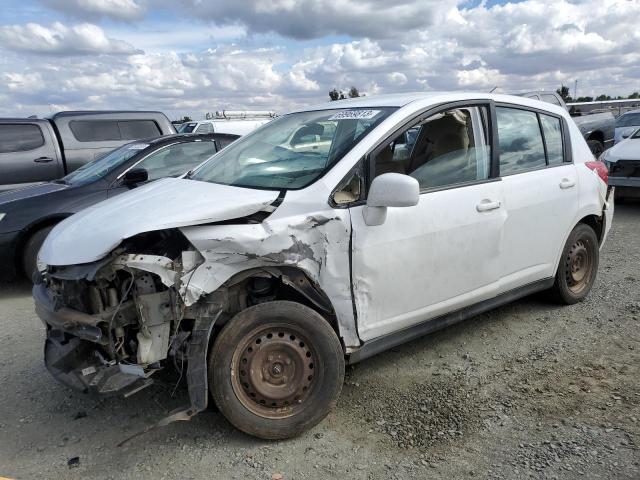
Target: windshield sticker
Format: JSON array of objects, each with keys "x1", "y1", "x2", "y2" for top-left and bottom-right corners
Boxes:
[
  {"x1": 127, "y1": 143, "x2": 149, "y2": 150},
  {"x1": 328, "y1": 110, "x2": 381, "y2": 121}
]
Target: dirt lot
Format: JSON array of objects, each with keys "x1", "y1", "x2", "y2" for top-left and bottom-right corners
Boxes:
[{"x1": 0, "y1": 205, "x2": 638, "y2": 480}]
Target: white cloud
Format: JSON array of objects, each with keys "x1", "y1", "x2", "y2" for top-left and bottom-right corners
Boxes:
[
  {"x1": 1, "y1": 0, "x2": 639, "y2": 118},
  {"x1": 0, "y1": 22, "x2": 142, "y2": 55},
  {"x1": 43, "y1": 0, "x2": 146, "y2": 21},
  {"x1": 172, "y1": 0, "x2": 456, "y2": 40}
]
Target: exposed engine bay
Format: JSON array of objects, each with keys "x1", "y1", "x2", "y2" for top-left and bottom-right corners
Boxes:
[{"x1": 34, "y1": 227, "x2": 336, "y2": 419}]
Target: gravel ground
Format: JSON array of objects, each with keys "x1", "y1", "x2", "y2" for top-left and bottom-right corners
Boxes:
[{"x1": 0, "y1": 204, "x2": 638, "y2": 480}]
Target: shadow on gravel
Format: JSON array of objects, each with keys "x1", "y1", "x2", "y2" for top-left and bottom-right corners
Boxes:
[{"x1": 0, "y1": 278, "x2": 32, "y2": 301}]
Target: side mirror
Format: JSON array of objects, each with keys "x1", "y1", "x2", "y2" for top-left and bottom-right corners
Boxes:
[
  {"x1": 363, "y1": 173, "x2": 419, "y2": 226},
  {"x1": 122, "y1": 168, "x2": 148, "y2": 186}
]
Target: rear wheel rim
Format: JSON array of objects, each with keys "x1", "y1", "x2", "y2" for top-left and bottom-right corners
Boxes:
[
  {"x1": 231, "y1": 323, "x2": 317, "y2": 419},
  {"x1": 565, "y1": 238, "x2": 594, "y2": 294}
]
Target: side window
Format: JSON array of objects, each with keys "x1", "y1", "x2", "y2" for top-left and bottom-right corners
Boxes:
[
  {"x1": 371, "y1": 106, "x2": 491, "y2": 190},
  {"x1": 118, "y1": 120, "x2": 161, "y2": 139},
  {"x1": 70, "y1": 120, "x2": 160, "y2": 142},
  {"x1": 70, "y1": 121, "x2": 120, "y2": 142},
  {"x1": 496, "y1": 107, "x2": 546, "y2": 175},
  {"x1": 135, "y1": 141, "x2": 218, "y2": 181},
  {"x1": 539, "y1": 114, "x2": 564, "y2": 165},
  {"x1": 540, "y1": 94, "x2": 562, "y2": 107},
  {"x1": 195, "y1": 123, "x2": 214, "y2": 134},
  {"x1": 0, "y1": 124, "x2": 45, "y2": 153}
]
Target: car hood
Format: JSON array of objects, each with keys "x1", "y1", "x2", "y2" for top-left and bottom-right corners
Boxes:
[
  {"x1": 605, "y1": 138, "x2": 640, "y2": 162},
  {"x1": 39, "y1": 178, "x2": 280, "y2": 266},
  {"x1": 614, "y1": 126, "x2": 639, "y2": 143},
  {"x1": 0, "y1": 182, "x2": 68, "y2": 206}
]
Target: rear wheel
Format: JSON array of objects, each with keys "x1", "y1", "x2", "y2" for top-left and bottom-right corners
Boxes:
[
  {"x1": 550, "y1": 223, "x2": 599, "y2": 304},
  {"x1": 22, "y1": 225, "x2": 54, "y2": 281},
  {"x1": 587, "y1": 139, "x2": 604, "y2": 157},
  {"x1": 210, "y1": 301, "x2": 344, "y2": 440}
]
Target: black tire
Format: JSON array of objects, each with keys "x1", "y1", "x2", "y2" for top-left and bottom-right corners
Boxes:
[
  {"x1": 210, "y1": 301, "x2": 344, "y2": 440},
  {"x1": 22, "y1": 225, "x2": 55, "y2": 281},
  {"x1": 550, "y1": 223, "x2": 599, "y2": 305},
  {"x1": 587, "y1": 139, "x2": 604, "y2": 157}
]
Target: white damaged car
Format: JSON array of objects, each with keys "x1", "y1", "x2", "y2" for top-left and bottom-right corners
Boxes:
[{"x1": 35, "y1": 92, "x2": 613, "y2": 439}]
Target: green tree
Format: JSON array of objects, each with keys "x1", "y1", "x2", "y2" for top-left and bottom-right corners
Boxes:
[
  {"x1": 595, "y1": 94, "x2": 612, "y2": 101},
  {"x1": 629, "y1": 92, "x2": 640, "y2": 99},
  {"x1": 348, "y1": 86, "x2": 360, "y2": 98},
  {"x1": 556, "y1": 85, "x2": 572, "y2": 102},
  {"x1": 329, "y1": 89, "x2": 340, "y2": 101}
]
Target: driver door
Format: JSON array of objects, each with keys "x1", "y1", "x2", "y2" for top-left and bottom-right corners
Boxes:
[{"x1": 348, "y1": 104, "x2": 506, "y2": 341}]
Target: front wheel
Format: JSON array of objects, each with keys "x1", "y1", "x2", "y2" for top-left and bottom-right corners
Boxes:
[
  {"x1": 550, "y1": 223, "x2": 599, "y2": 304},
  {"x1": 210, "y1": 301, "x2": 344, "y2": 439}
]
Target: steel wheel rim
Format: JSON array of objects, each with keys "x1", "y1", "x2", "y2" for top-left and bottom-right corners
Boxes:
[
  {"x1": 231, "y1": 322, "x2": 317, "y2": 419},
  {"x1": 565, "y1": 238, "x2": 594, "y2": 294}
]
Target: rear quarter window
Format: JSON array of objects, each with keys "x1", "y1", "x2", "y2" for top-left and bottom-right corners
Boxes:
[{"x1": 0, "y1": 124, "x2": 45, "y2": 153}]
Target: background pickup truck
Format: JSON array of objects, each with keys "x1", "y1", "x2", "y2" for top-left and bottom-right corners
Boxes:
[
  {"x1": 520, "y1": 91, "x2": 615, "y2": 157},
  {"x1": 0, "y1": 111, "x2": 176, "y2": 192}
]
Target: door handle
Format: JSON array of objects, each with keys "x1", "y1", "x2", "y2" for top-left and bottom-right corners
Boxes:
[
  {"x1": 476, "y1": 199, "x2": 501, "y2": 212},
  {"x1": 33, "y1": 157, "x2": 54, "y2": 163},
  {"x1": 559, "y1": 178, "x2": 575, "y2": 189}
]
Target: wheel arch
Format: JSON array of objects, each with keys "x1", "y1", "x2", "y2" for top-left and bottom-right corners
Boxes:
[
  {"x1": 586, "y1": 130, "x2": 604, "y2": 143},
  {"x1": 14, "y1": 214, "x2": 71, "y2": 272},
  {"x1": 552, "y1": 211, "x2": 604, "y2": 278},
  {"x1": 215, "y1": 265, "x2": 345, "y2": 345}
]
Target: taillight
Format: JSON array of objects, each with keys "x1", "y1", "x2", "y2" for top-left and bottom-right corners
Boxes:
[{"x1": 585, "y1": 160, "x2": 608, "y2": 185}]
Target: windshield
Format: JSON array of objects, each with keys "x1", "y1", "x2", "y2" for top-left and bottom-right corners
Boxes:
[
  {"x1": 178, "y1": 123, "x2": 197, "y2": 133},
  {"x1": 63, "y1": 142, "x2": 148, "y2": 185},
  {"x1": 616, "y1": 113, "x2": 640, "y2": 127},
  {"x1": 190, "y1": 107, "x2": 396, "y2": 189}
]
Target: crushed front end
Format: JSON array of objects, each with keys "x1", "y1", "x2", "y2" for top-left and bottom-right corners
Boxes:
[{"x1": 34, "y1": 229, "x2": 218, "y2": 409}]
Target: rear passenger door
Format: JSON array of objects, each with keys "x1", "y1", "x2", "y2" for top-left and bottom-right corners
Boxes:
[
  {"x1": 495, "y1": 106, "x2": 578, "y2": 292},
  {"x1": 0, "y1": 122, "x2": 63, "y2": 190}
]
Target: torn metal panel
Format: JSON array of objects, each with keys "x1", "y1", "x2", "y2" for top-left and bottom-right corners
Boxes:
[
  {"x1": 179, "y1": 209, "x2": 360, "y2": 347},
  {"x1": 113, "y1": 254, "x2": 177, "y2": 287}
]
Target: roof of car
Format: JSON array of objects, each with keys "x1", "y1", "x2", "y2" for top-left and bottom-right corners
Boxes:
[
  {"x1": 296, "y1": 91, "x2": 562, "y2": 114},
  {"x1": 49, "y1": 110, "x2": 166, "y2": 119},
  {"x1": 620, "y1": 109, "x2": 640, "y2": 115},
  {"x1": 303, "y1": 92, "x2": 451, "y2": 110}
]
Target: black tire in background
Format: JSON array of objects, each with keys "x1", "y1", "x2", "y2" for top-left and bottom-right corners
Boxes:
[
  {"x1": 550, "y1": 223, "x2": 599, "y2": 305},
  {"x1": 22, "y1": 225, "x2": 55, "y2": 281},
  {"x1": 210, "y1": 301, "x2": 344, "y2": 440},
  {"x1": 587, "y1": 139, "x2": 604, "y2": 157}
]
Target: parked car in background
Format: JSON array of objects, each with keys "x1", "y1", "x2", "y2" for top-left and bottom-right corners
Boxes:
[
  {"x1": 601, "y1": 127, "x2": 640, "y2": 200},
  {"x1": 178, "y1": 111, "x2": 276, "y2": 136},
  {"x1": 0, "y1": 111, "x2": 176, "y2": 192},
  {"x1": 520, "y1": 91, "x2": 615, "y2": 156},
  {"x1": 34, "y1": 92, "x2": 612, "y2": 440},
  {"x1": 0, "y1": 133, "x2": 238, "y2": 281},
  {"x1": 614, "y1": 109, "x2": 640, "y2": 144}
]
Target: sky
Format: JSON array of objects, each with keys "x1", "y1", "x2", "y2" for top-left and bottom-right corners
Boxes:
[{"x1": 0, "y1": 0, "x2": 639, "y2": 120}]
